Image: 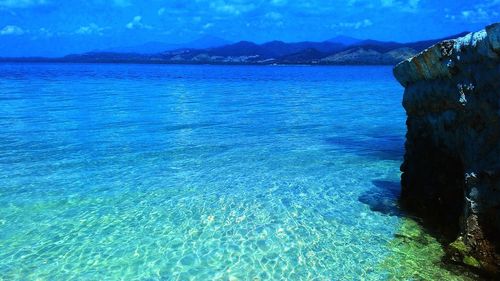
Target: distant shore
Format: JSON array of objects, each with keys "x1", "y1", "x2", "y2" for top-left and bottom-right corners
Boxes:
[
  {"x1": 0, "y1": 32, "x2": 470, "y2": 67},
  {"x1": 0, "y1": 58, "x2": 401, "y2": 66}
]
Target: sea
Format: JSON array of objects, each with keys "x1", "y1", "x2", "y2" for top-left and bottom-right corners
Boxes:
[{"x1": 0, "y1": 63, "x2": 478, "y2": 280}]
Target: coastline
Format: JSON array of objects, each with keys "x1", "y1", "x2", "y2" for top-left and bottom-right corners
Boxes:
[{"x1": 0, "y1": 58, "x2": 402, "y2": 66}]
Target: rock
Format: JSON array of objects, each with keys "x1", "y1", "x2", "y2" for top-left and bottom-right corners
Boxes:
[
  {"x1": 447, "y1": 237, "x2": 481, "y2": 269},
  {"x1": 393, "y1": 23, "x2": 500, "y2": 276}
]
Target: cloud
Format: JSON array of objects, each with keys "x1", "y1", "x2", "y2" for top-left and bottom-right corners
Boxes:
[
  {"x1": 0, "y1": 0, "x2": 47, "y2": 8},
  {"x1": 126, "y1": 15, "x2": 152, "y2": 29},
  {"x1": 209, "y1": 1, "x2": 255, "y2": 16},
  {"x1": 0, "y1": 25, "x2": 24, "y2": 35},
  {"x1": 29, "y1": 27, "x2": 63, "y2": 39},
  {"x1": 460, "y1": 7, "x2": 498, "y2": 22},
  {"x1": 447, "y1": 0, "x2": 500, "y2": 23},
  {"x1": 385, "y1": 0, "x2": 420, "y2": 12},
  {"x1": 334, "y1": 19, "x2": 373, "y2": 29},
  {"x1": 75, "y1": 23, "x2": 106, "y2": 35},
  {"x1": 158, "y1": 7, "x2": 165, "y2": 15},
  {"x1": 33, "y1": 27, "x2": 53, "y2": 38},
  {"x1": 445, "y1": 14, "x2": 456, "y2": 20},
  {"x1": 202, "y1": 22, "x2": 214, "y2": 29},
  {"x1": 349, "y1": 0, "x2": 420, "y2": 12}
]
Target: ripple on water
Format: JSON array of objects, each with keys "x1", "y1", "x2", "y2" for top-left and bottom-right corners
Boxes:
[{"x1": 0, "y1": 64, "x2": 479, "y2": 280}]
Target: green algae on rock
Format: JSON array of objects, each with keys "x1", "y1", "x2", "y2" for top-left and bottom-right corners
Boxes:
[
  {"x1": 448, "y1": 237, "x2": 482, "y2": 269},
  {"x1": 379, "y1": 218, "x2": 479, "y2": 281}
]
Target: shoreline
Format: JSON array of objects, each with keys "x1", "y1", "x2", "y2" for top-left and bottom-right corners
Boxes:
[{"x1": 0, "y1": 59, "x2": 399, "y2": 67}]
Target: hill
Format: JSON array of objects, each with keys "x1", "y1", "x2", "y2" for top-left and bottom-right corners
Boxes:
[{"x1": 0, "y1": 32, "x2": 470, "y2": 65}]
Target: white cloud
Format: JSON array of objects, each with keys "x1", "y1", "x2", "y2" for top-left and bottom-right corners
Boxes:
[
  {"x1": 382, "y1": 0, "x2": 420, "y2": 11},
  {"x1": 461, "y1": 7, "x2": 498, "y2": 22},
  {"x1": 203, "y1": 22, "x2": 214, "y2": 29},
  {"x1": 126, "y1": 15, "x2": 152, "y2": 29},
  {"x1": 0, "y1": 25, "x2": 24, "y2": 35},
  {"x1": 38, "y1": 27, "x2": 51, "y2": 35},
  {"x1": 461, "y1": 10, "x2": 472, "y2": 18},
  {"x1": 158, "y1": 7, "x2": 165, "y2": 15},
  {"x1": 349, "y1": 0, "x2": 420, "y2": 12},
  {"x1": 0, "y1": 0, "x2": 47, "y2": 8},
  {"x1": 447, "y1": 1, "x2": 500, "y2": 23},
  {"x1": 213, "y1": 4, "x2": 239, "y2": 15},
  {"x1": 209, "y1": 1, "x2": 255, "y2": 16},
  {"x1": 29, "y1": 27, "x2": 54, "y2": 39},
  {"x1": 445, "y1": 14, "x2": 456, "y2": 20},
  {"x1": 334, "y1": 19, "x2": 373, "y2": 29},
  {"x1": 75, "y1": 23, "x2": 106, "y2": 36}
]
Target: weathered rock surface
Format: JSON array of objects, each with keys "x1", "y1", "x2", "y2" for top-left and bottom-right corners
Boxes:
[{"x1": 394, "y1": 23, "x2": 500, "y2": 276}]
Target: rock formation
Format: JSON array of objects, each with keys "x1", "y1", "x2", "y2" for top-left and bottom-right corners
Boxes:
[{"x1": 393, "y1": 23, "x2": 500, "y2": 276}]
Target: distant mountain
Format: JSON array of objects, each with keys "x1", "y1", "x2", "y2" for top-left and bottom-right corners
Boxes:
[
  {"x1": 327, "y1": 35, "x2": 363, "y2": 46},
  {"x1": 194, "y1": 40, "x2": 345, "y2": 58},
  {"x1": 101, "y1": 35, "x2": 231, "y2": 54},
  {"x1": 403, "y1": 32, "x2": 469, "y2": 50},
  {"x1": 102, "y1": 42, "x2": 178, "y2": 54},
  {"x1": 187, "y1": 35, "x2": 232, "y2": 49},
  {"x1": 317, "y1": 32, "x2": 468, "y2": 65},
  {"x1": 0, "y1": 32, "x2": 471, "y2": 65},
  {"x1": 346, "y1": 32, "x2": 470, "y2": 53}
]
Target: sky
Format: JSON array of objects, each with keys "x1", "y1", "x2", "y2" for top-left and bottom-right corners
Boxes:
[{"x1": 0, "y1": 0, "x2": 499, "y2": 57}]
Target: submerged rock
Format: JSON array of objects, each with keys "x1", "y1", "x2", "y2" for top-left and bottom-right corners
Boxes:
[{"x1": 393, "y1": 23, "x2": 500, "y2": 276}]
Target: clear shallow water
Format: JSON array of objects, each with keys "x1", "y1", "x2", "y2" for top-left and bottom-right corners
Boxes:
[{"x1": 0, "y1": 64, "x2": 476, "y2": 280}]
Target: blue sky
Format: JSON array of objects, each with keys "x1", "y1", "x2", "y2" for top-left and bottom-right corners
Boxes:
[{"x1": 0, "y1": 0, "x2": 499, "y2": 56}]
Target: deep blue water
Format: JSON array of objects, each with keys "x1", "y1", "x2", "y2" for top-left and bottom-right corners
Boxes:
[{"x1": 0, "y1": 64, "x2": 474, "y2": 280}]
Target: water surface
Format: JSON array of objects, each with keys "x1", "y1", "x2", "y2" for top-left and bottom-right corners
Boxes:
[{"x1": 0, "y1": 64, "x2": 475, "y2": 280}]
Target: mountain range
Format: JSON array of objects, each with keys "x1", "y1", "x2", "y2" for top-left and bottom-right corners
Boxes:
[
  {"x1": 0, "y1": 32, "x2": 469, "y2": 65},
  {"x1": 99, "y1": 35, "x2": 231, "y2": 54}
]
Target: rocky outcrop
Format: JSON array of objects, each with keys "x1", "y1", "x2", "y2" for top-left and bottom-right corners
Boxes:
[
  {"x1": 321, "y1": 47, "x2": 417, "y2": 65},
  {"x1": 394, "y1": 23, "x2": 500, "y2": 276}
]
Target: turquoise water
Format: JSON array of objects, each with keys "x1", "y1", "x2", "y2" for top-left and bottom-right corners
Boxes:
[{"x1": 0, "y1": 64, "x2": 475, "y2": 280}]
